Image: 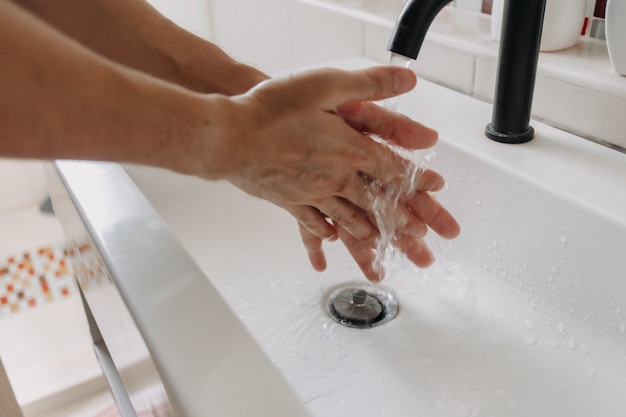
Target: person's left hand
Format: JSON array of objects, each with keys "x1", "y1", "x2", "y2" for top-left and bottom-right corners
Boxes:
[
  {"x1": 297, "y1": 161, "x2": 460, "y2": 282},
  {"x1": 292, "y1": 84, "x2": 460, "y2": 281},
  {"x1": 195, "y1": 65, "x2": 460, "y2": 281}
]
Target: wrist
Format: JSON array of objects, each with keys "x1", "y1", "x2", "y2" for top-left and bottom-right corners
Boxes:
[
  {"x1": 152, "y1": 89, "x2": 242, "y2": 181},
  {"x1": 169, "y1": 39, "x2": 269, "y2": 95}
]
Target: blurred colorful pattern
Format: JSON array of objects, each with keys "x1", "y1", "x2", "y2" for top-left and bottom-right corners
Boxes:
[{"x1": 0, "y1": 243, "x2": 77, "y2": 318}]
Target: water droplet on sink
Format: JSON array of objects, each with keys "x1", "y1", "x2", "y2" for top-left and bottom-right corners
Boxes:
[
  {"x1": 560, "y1": 236, "x2": 567, "y2": 243},
  {"x1": 584, "y1": 367, "x2": 596, "y2": 378},
  {"x1": 524, "y1": 334, "x2": 538, "y2": 345},
  {"x1": 466, "y1": 408, "x2": 480, "y2": 417},
  {"x1": 546, "y1": 339, "x2": 561, "y2": 349},
  {"x1": 568, "y1": 337, "x2": 577, "y2": 350}
]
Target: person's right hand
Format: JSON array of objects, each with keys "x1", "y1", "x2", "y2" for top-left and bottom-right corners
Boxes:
[
  {"x1": 298, "y1": 166, "x2": 460, "y2": 282},
  {"x1": 195, "y1": 66, "x2": 459, "y2": 278}
]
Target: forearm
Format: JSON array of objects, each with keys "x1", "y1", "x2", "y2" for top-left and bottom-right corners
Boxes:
[
  {"x1": 0, "y1": 1, "x2": 212, "y2": 175},
  {"x1": 10, "y1": 0, "x2": 268, "y2": 95}
]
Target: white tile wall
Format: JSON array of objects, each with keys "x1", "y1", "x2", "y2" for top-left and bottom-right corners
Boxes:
[
  {"x1": 472, "y1": 55, "x2": 498, "y2": 101},
  {"x1": 364, "y1": 23, "x2": 393, "y2": 63},
  {"x1": 293, "y1": 0, "x2": 626, "y2": 151},
  {"x1": 532, "y1": 74, "x2": 626, "y2": 147},
  {"x1": 210, "y1": 0, "x2": 292, "y2": 72},
  {"x1": 291, "y1": 2, "x2": 363, "y2": 68},
  {"x1": 454, "y1": 0, "x2": 484, "y2": 12},
  {"x1": 208, "y1": 0, "x2": 626, "y2": 150},
  {"x1": 0, "y1": 160, "x2": 49, "y2": 214},
  {"x1": 147, "y1": 0, "x2": 212, "y2": 39},
  {"x1": 415, "y1": 42, "x2": 476, "y2": 94}
]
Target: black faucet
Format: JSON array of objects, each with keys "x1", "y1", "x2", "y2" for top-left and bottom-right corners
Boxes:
[{"x1": 388, "y1": 0, "x2": 547, "y2": 144}]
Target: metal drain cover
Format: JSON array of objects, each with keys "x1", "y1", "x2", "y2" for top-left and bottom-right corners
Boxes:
[{"x1": 325, "y1": 284, "x2": 399, "y2": 329}]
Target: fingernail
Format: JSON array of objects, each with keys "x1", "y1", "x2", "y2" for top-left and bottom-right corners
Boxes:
[
  {"x1": 423, "y1": 250, "x2": 435, "y2": 268},
  {"x1": 368, "y1": 264, "x2": 385, "y2": 282},
  {"x1": 393, "y1": 69, "x2": 415, "y2": 93},
  {"x1": 428, "y1": 178, "x2": 445, "y2": 192}
]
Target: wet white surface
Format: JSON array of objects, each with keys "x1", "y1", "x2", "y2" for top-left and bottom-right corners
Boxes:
[{"x1": 126, "y1": 58, "x2": 626, "y2": 416}]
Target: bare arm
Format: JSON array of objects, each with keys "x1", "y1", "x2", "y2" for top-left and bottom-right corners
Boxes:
[
  {"x1": 10, "y1": 0, "x2": 268, "y2": 95},
  {"x1": 1, "y1": 0, "x2": 459, "y2": 281},
  {"x1": 0, "y1": 0, "x2": 211, "y2": 172}
]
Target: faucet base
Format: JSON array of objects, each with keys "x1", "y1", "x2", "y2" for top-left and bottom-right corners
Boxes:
[{"x1": 485, "y1": 123, "x2": 535, "y2": 144}]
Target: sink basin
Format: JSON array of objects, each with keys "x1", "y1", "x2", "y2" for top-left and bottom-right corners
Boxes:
[
  {"x1": 57, "y1": 58, "x2": 626, "y2": 416},
  {"x1": 126, "y1": 58, "x2": 626, "y2": 416}
]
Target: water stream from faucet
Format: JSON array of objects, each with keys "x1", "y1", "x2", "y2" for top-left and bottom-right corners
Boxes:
[{"x1": 369, "y1": 53, "x2": 436, "y2": 280}]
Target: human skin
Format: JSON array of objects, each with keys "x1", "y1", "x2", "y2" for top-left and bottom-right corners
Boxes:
[{"x1": 1, "y1": 0, "x2": 460, "y2": 281}]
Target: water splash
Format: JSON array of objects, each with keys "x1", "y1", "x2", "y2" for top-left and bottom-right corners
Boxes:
[
  {"x1": 369, "y1": 53, "x2": 435, "y2": 279},
  {"x1": 381, "y1": 53, "x2": 414, "y2": 111}
]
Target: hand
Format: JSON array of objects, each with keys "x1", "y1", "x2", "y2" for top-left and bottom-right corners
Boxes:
[
  {"x1": 299, "y1": 167, "x2": 460, "y2": 282},
  {"x1": 200, "y1": 66, "x2": 459, "y2": 279},
  {"x1": 289, "y1": 72, "x2": 461, "y2": 281}
]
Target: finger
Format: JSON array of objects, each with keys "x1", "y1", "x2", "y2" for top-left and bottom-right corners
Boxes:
[
  {"x1": 406, "y1": 192, "x2": 461, "y2": 239},
  {"x1": 411, "y1": 169, "x2": 446, "y2": 192},
  {"x1": 298, "y1": 222, "x2": 327, "y2": 272},
  {"x1": 329, "y1": 137, "x2": 417, "y2": 196},
  {"x1": 317, "y1": 197, "x2": 379, "y2": 246},
  {"x1": 395, "y1": 234, "x2": 435, "y2": 268},
  {"x1": 335, "y1": 221, "x2": 383, "y2": 282},
  {"x1": 360, "y1": 182, "x2": 428, "y2": 240},
  {"x1": 288, "y1": 205, "x2": 338, "y2": 241},
  {"x1": 336, "y1": 101, "x2": 438, "y2": 150},
  {"x1": 332, "y1": 66, "x2": 417, "y2": 103},
  {"x1": 273, "y1": 66, "x2": 417, "y2": 110}
]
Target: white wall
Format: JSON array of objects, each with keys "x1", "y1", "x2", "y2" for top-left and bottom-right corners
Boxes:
[
  {"x1": 210, "y1": 0, "x2": 293, "y2": 72},
  {"x1": 209, "y1": 0, "x2": 367, "y2": 73},
  {"x1": 147, "y1": 0, "x2": 212, "y2": 39}
]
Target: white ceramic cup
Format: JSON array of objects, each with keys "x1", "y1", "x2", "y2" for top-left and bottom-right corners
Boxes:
[
  {"x1": 491, "y1": 0, "x2": 586, "y2": 52},
  {"x1": 606, "y1": 0, "x2": 626, "y2": 76}
]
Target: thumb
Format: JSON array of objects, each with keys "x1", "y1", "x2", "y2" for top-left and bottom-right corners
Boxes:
[
  {"x1": 317, "y1": 66, "x2": 417, "y2": 109},
  {"x1": 266, "y1": 66, "x2": 417, "y2": 111}
]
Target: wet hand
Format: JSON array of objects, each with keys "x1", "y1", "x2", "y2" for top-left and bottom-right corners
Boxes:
[
  {"x1": 299, "y1": 168, "x2": 460, "y2": 282},
  {"x1": 200, "y1": 66, "x2": 459, "y2": 279}
]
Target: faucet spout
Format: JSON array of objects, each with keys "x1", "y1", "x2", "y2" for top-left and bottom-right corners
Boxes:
[
  {"x1": 388, "y1": 0, "x2": 547, "y2": 144},
  {"x1": 387, "y1": 0, "x2": 453, "y2": 60}
]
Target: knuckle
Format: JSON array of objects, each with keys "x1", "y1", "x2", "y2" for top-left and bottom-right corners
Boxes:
[
  {"x1": 367, "y1": 75, "x2": 384, "y2": 100},
  {"x1": 296, "y1": 210, "x2": 331, "y2": 234},
  {"x1": 359, "y1": 230, "x2": 378, "y2": 245},
  {"x1": 332, "y1": 207, "x2": 361, "y2": 229},
  {"x1": 295, "y1": 210, "x2": 315, "y2": 225},
  {"x1": 365, "y1": 68, "x2": 388, "y2": 99}
]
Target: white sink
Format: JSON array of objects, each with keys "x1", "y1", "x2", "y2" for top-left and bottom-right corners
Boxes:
[{"x1": 125, "y1": 58, "x2": 626, "y2": 416}]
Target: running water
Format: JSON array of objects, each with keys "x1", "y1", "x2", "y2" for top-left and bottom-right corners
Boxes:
[{"x1": 370, "y1": 52, "x2": 436, "y2": 279}]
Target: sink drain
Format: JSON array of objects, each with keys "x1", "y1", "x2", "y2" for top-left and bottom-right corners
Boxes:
[{"x1": 325, "y1": 284, "x2": 398, "y2": 329}]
